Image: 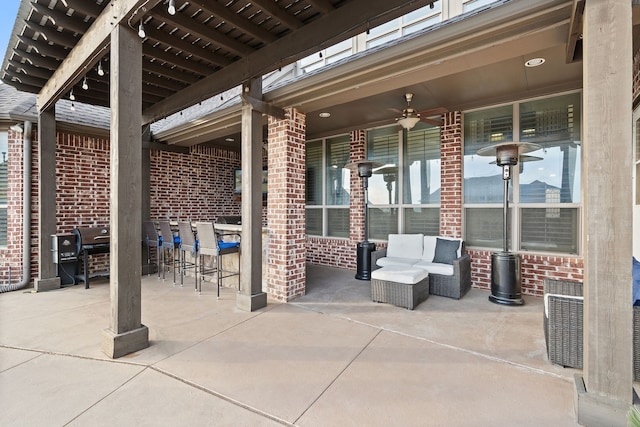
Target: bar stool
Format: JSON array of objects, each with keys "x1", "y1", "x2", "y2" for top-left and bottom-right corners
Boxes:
[
  {"x1": 177, "y1": 221, "x2": 198, "y2": 288},
  {"x1": 158, "y1": 220, "x2": 180, "y2": 285},
  {"x1": 194, "y1": 221, "x2": 240, "y2": 297},
  {"x1": 143, "y1": 220, "x2": 161, "y2": 278}
]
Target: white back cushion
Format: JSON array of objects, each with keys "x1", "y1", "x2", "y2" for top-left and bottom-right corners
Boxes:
[
  {"x1": 422, "y1": 236, "x2": 463, "y2": 261},
  {"x1": 386, "y1": 234, "x2": 424, "y2": 259}
]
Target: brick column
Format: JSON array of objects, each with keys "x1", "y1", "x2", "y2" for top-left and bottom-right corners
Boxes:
[
  {"x1": 267, "y1": 108, "x2": 306, "y2": 301},
  {"x1": 349, "y1": 130, "x2": 367, "y2": 243},
  {"x1": 440, "y1": 112, "x2": 463, "y2": 238}
]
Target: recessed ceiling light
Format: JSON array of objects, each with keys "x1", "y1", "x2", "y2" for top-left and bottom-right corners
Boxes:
[
  {"x1": 319, "y1": 112, "x2": 331, "y2": 118},
  {"x1": 525, "y1": 57, "x2": 545, "y2": 67}
]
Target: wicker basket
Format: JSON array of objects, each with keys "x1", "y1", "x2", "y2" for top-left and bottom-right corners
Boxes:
[
  {"x1": 634, "y1": 306, "x2": 640, "y2": 381},
  {"x1": 543, "y1": 278, "x2": 584, "y2": 369},
  {"x1": 371, "y1": 276, "x2": 429, "y2": 310}
]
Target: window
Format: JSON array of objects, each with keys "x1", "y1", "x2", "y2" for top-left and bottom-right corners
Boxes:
[
  {"x1": 365, "y1": 4, "x2": 442, "y2": 49},
  {"x1": 299, "y1": 39, "x2": 354, "y2": 74},
  {"x1": 463, "y1": 92, "x2": 582, "y2": 255},
  {"x1": 306, "y1": 135, "x2": 351, "y2": 237},
  {"x1": 0, "y1": 131, "x2": 7, "y2": 246},
  {"x1": 367, "y1": 123, "x2": 441, "y2": 239},
  {"x1": 463, "y1": 0, "x2": 500, "y2": 13}
]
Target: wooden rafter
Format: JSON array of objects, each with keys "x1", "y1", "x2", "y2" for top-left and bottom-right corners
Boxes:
[
  {"x1": 142, "y1": 26, "x2": 233, "y2": 67},
  {"x1": 566, "y1": 0, "x2": 585, "y2": 63},
  {"x1": 194, "y1": 1, "x2": 278, "y2": 44},
  {"x1": 149, "y1": 8, "x2": 254, "y2": 57},
  {"x1": 143, "y1": 0, "x2": 435, "y2": 122},
  {"x1": 249, "y1": 0, "x2": 304, "y2": 30}
]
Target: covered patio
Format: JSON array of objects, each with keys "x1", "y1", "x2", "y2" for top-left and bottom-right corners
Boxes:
[
  {"x1": 1, "y1": 265, "x2": 581, "y2": 426},
  {"x1": 0, "y1": 0, "x2": 637, "y2": 424}
]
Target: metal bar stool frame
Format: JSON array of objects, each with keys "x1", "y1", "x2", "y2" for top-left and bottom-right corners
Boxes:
[
  {"x1": 194, "y1": 222, "x2": 240, "y2": 297},
  {"x1": 177, "y1": 221, "x2": 198, "y2": 289},
  {"x1": 158, "y1": 220, "x2": 180, "y2": 285},
  {"x1": 143, "y1": 220, "x2": 161, "y2": 278}
]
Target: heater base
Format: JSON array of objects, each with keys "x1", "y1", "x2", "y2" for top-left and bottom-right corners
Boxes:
[
  {"x1": 489, "y1": 252, "x2": 523, "y2": 306},
  {"x1": 355, "y1": 241, "x2": 376, "y2": 281}
]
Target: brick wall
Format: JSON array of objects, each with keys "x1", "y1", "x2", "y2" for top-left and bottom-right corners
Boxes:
[
  {"x1": 55, "y1": 132, "x2": 111, "y2": 273},
  {"x1": 0, "y1": 127, "x2": 38, "y2": 283},
  {"x1": 440, "y1": 112, "x2": 463, "y2": 237},
  {"x1": 469, "y1": 249, "x2": 584, "y2": 296},
  {"x1": 349, "y1": 130, "x2": 367, "y2": 243},
  {"x1": 267, "y1": 108, "x2": 306, "y2": 301},
  {"x1": 149, "y1": 145, "x2": 241, "y2": 221},
  {"x1": 2, "y1": 128, "x2": 243, "y2": 286}
]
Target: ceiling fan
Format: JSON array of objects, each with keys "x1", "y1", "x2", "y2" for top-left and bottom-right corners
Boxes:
[{"x1": 392, "y1": 93, "x2": 448, "y2": 129}]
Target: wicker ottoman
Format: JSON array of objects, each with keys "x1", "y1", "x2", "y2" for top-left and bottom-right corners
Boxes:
[{"x1": 371, "y1": 266, "x2": 429, "y2": 310}]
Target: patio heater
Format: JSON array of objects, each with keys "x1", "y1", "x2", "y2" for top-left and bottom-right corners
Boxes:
[
  {"x1": 347, "y1": 161, "x2": 382, "y2": 280},
  {"x1": 477, "y1": 142, "x2": 541, "y2": 306}
]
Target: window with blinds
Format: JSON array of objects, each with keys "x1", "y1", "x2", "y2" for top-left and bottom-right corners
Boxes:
[
  {"x1": 305, "y1": 135, "x2": 350, "y2": 238},
  {"x1": 464, "y1": 105, "x2": 513, "y2": 205},
  {"x1": 366, "y1": 123, "x2": 441, "y2": 237},
  {"x1": 0, "y1": 131, "x2": 7, "y2": 246},
  {"x1": 462, "y1": 92, "x2": 582, "y2": 255}
]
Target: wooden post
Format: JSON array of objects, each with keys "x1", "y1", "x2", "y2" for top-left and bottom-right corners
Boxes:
[
  {"x1": 101, "y1": 23, "x2": 149, "y2": 358},
  {"x1": 34, "y1": 108, "x2": 61, "y2": 291},
  {"x1": 237, "y1": 78, "x2": 268, "y2": 311},
  {"x1": 575, "y1": 1, "x2": 634, "y2": 425}
]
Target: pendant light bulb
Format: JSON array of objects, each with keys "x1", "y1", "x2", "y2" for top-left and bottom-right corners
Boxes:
[
  {"x1": 138, "y1": 21, "x2": 146, "y2": 38},
  {"x1": 97, "y1": 61, "x2": 104, "y2": 76},
  {"x1": 82, "y1": 76, "x2": 88, "y2": 90},
  {"x1": 168, "y1": 0, "x2": 176, "y2": 15},
  {"x1": 69, "y1": 89, "x2": 75, "y2": 101},
  {"x1": 70, "y1": 102, "x2": 75, "y2": 111}
]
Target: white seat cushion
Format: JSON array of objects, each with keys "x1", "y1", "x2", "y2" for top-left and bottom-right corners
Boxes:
[
  {"x1": 386, "y1": 233, "x2": 424, "y2": 260},
  {"x1": 376, "y1": 257, "x2": 417, "y2": 268},
  {"x1": 413, "y1": 261, "x2": 454, "y2": 276},
  {"x1": 371, "y1": 266, "x2": 429, "y2": 285}
]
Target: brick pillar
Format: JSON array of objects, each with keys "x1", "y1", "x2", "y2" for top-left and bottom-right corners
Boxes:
[
  {"x1": 440, "y1": 112, "x2": 463, "y2": 238},
  {"x1": 267, "y1": 108, "x2": 306, "y2": 302},
  {"x1": 349, "y1": 130, "x2": 367, "y2": 243}
]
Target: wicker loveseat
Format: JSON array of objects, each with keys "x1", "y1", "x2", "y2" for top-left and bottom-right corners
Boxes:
[
  {"x1": 371, "y1": 234, "x2": 472, "y2": 300},
  {"x1": 543, "y1": 278, "x2": 640, "y2": 380}
]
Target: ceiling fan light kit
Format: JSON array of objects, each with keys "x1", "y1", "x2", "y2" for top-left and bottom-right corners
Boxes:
[
  {"x1": 395, "y1": 93, "x2": 445, "y2": 129},
  {"x1": 397, "y1": 116, "x2": 421, "y2": 129}
]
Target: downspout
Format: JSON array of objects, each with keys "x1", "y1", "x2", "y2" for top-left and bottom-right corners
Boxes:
[{"x1": 1, "y1": 120, "x2": 32, "y2": 293}]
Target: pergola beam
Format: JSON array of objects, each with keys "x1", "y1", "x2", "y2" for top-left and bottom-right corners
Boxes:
[
  {"x1": 143, "y1": 0, "x2": 434, "y2": 123},
  {"x1": 37, "y1": 0, "x2": 163, "y2": 112}
]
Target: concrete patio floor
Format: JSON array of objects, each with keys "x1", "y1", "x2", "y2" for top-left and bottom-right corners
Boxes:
[{"x1": 0, "y1": 264, "x2": 581, "y2": 426}]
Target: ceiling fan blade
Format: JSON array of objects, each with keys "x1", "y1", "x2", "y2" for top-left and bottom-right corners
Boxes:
[
  {"x1": 420, "y1": 117, "x2": 444, "y2": 126},
  {"x1": 387, "y1": 107, "x2": 403, "y2": 114},
  {"x1": 418, "y1": 107, "x2": 448, "y2": 116}
]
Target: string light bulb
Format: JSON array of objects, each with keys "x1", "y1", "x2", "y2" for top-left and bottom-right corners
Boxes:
[
  {"x1": 69, "y1": 89, "x2": 75, "y2": 101},
  {"x1": 97, "y1": 61, "x2": 104, "y2": 76},
  {"x1": 70, "y1": 102, "x2": 75, "y2": 111},
  {"x1": 81, "y1": 76, "x2": 88, "y2": 90},
  {"x1": 138, "y1": 21, "x2": 146, "y2": 38},
  {"x1": 168, "y1": 0, "x2": 176, "y2": 15}
]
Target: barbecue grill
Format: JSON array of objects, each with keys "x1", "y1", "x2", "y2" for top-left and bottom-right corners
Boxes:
[
  {"x1": 73, "y1": 226, "x2": 110, "y2": 289},
  {"x1": 216, "y1": 216, "x2": 242, "y2": 225}
]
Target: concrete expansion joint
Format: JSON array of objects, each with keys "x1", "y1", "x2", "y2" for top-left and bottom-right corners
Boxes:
[
  {"x1": 293, "y1": 329, "x2": 383, "y2": 425},
  {"x1": 150, "y1": 365, "x2": 293, "y2": 426},
  {"x1": 293, "y1": 304, "x2": 571, "y2": 383},
  {"x1": 0, "y1": 344, "x2": 148, "y2": 368}
]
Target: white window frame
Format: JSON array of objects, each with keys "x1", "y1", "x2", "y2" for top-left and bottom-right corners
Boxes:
[{"x1": 462, "y1": 90, "x2": 583, "y2": 256}]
